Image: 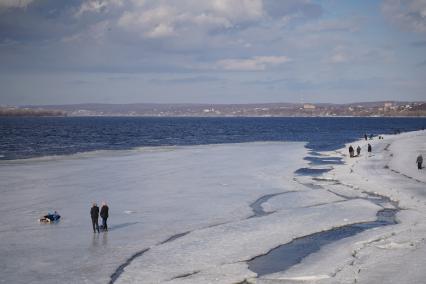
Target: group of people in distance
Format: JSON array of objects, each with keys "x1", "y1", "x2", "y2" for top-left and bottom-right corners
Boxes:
[
  {"x1": 351, "y1": 133, "x2": 424, "y2": 170},
  {"x1": 349, "y1": 144, "x2": 372, "y2": 158},
  {"x1": 90, "y1": 202, "x2": 109, "y2": 233}
]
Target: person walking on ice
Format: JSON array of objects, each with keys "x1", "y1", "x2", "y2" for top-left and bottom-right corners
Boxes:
[
  {"x1": 100, "y1": 202, "x2": 109, "y2": 231},
  {"x1": 90, "y1": 203, "x2": 100, "y2": 233},
  {"x1": 417, "y1": 154, "x2": 423, "y2": 170}
]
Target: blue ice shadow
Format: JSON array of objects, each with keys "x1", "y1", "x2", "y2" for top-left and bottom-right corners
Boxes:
[{"x1": 108, "y1": 222, "x2": 139, "y2": 231}]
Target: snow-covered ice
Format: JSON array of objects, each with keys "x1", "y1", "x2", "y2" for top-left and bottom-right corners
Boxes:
[
  {"x1": 260, "y1": 190, "x2": 344, "y2": 213},
  {"x1": 2, "y1": 130, "x2": 424, "y2": 284},
  {"x1": 255, "y1": 131, "x2": 426, "y2": 284},
  {"x1": 116, "y1": 199, "x2": 379, "y2": 283},
  {"x1": 388, "y1": 134, "x2": 426, "y2": 183},
  {"x1": 0, "y1": 141, "x2": 351, "y2": 284}
]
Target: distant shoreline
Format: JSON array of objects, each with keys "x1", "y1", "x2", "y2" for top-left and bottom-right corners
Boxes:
[
  {"x1": 1, "y1": 115, "x2": 426, "y2": 118},
  {"x1": 2, "y1": 101, "x2": 425, "y2": 117}
]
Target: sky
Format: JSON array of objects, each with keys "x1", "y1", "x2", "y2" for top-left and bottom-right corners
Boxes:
[{"x1": 0, "y1": 0, "x2": 425, "y2": 105}]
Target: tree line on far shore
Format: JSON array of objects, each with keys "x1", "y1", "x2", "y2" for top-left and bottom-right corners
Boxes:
[{"x1": 0, "y1": 107, "x2": 67, "y2": 117}]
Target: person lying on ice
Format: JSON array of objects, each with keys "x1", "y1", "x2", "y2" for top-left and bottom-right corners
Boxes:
[{"x1": 39, "y1": 211, "x2": 61, "y2": 223}]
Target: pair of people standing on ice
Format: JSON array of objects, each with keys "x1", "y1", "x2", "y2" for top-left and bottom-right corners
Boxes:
[
  {"x1": 349, "y1": 146, "x2": 355, "y2": 157},
  {"x1": 90, "y1": 202, "x2": 109, "y2": 233},
  {"x1": 349, "y1": 145, "x2": 362, "y2": 158}
]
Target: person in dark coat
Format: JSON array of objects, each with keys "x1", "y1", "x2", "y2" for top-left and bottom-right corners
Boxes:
[
  {"x1": 40, "y1": 211, "x2": 61, "y2": 223},
  {"x1": 100, "y1": 202, "x2": 109, "y2": 231},
  {"x1": 46, "y1": 211, "x2": 61, "y2": 222},
  {"x1": 417, "y1": 154, "x2": 423, "y2": 170},
  {"x1": 356, "y1": 146, "x2": 361, "y2": 156},
  {"x1": 90, "y1": 203, "x2": 100, "y2": 233},
  {"x1": 367, "y1": 143, "x2": 372, "y2": 153},
  {"x1": 349, "y1": 145, "x2": 354, "y2": 158}
]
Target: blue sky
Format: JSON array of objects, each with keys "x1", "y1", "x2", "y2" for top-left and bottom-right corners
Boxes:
[{"x1": 0, "y1": 0, "x2": 425, "y2": 105}]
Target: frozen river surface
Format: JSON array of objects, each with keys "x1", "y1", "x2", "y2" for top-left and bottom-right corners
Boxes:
[{"x1": 0, "y1": 142, "x2": 380, "y2": 283}]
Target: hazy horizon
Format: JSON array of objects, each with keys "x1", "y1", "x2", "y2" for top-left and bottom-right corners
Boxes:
[{"x1": 1, "y1": 0, "x2": 425, "y2": 105}]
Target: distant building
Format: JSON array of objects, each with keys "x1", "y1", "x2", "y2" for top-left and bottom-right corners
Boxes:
[
  {"x1": 384, "y1": 102, "x2": 393, "y2": 111},
  {"x1": 303, "y1": 104, "x2": 316, "y2": 110}
]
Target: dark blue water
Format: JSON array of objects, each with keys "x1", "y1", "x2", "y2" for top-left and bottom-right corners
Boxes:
[
  {"x1": 1, "y1": 117, "x2": 425, "y2": 160},
  {"x1": 248, "y1": 208, "x2": 398, "y2": 277}
]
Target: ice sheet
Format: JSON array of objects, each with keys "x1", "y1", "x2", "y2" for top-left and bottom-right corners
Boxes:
[
  {"x1": 261, "y1": 190, "x2": 344, "y2": 213},
  {"x1": 117, "y1": 199, "x2": 379, "y2": 284},
  {"x1": 0, "y1": 142, "x2": 312, "y2": 283},
  {"x1": 3, "y1": 132, "x2": 416, "y2": 284},
  {"x1": 388, "y1": 134, "x2": 426, "y2": 183},
  {"x1": 258, "y1": 131, "x2": 426, "y2": 284}
]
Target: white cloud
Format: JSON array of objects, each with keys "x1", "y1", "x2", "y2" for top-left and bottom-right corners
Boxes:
[
  {"x1": 146, "y1": 22, "x2": 175, "y2": 38},
  {"x1": 0, "y1": 0, "x2": 338, "y2": 74},
  {"x1": 210, "y1": 0, "x2": 264, "y2": 22},
  {"x1": 326, "y1": 45, "x2": 396, "y2": 65},
  {"x1": 62, "y1": 20, "x2": 111, "y2": 43},
  {"x1": 75, "y1": 0, "x2": 124, "y2": 17},
  {"x1": 382, "y1": 0, "x2": 426, "y2": 33},
  {"x1": 217, "y1": 56, "x2": 290, "y2": 71},
  {"x1": 56, "y1": 0, "x2": 323, "y2": 51},
  {"x1": 116, "y1": 0, "x2": 264, "y2": 39},
  {"x1": 118, "y1": 5, "x2": 177, "y2": 38},
  {"x1": 0, "y1": 0, "x2": 33, "y2": 8},
  {"x1": 191, "y1": 13, "x2": 232, "y2": 28},
  {"x1": 75, "y1": 1, "x2": 107, "y2": 17}
]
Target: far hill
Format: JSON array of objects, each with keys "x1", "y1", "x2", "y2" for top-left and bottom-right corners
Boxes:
[{"x1": 2, "y1": 101, "x2": 425, "y2": 117}]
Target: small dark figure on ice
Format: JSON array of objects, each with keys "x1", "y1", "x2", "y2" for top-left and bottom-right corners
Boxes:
[
  {"x1": 349, "y1": 145, "x2": 354, "y2": 158},
  {"x1": 39, "y1": 211, "x2": 61, "y2": 223},
  {"x1": 364, "y1": 134, "x2": 368, "y2": 141},
  {"x1": 356, "y1": 146, "x2": 361, "y2": 156},
  {"x1": 91, "y1": 203, "x2": 100, "y2": 233},
  {"x1": 100, "y1": 202, "x2": 109, "y2": 231},
  {"x1": 417, "y1": 154, "x2": 423, "y2": 170},
  {"x1": 368, "y1": 144, "x2": 372, "y2": 153}
]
